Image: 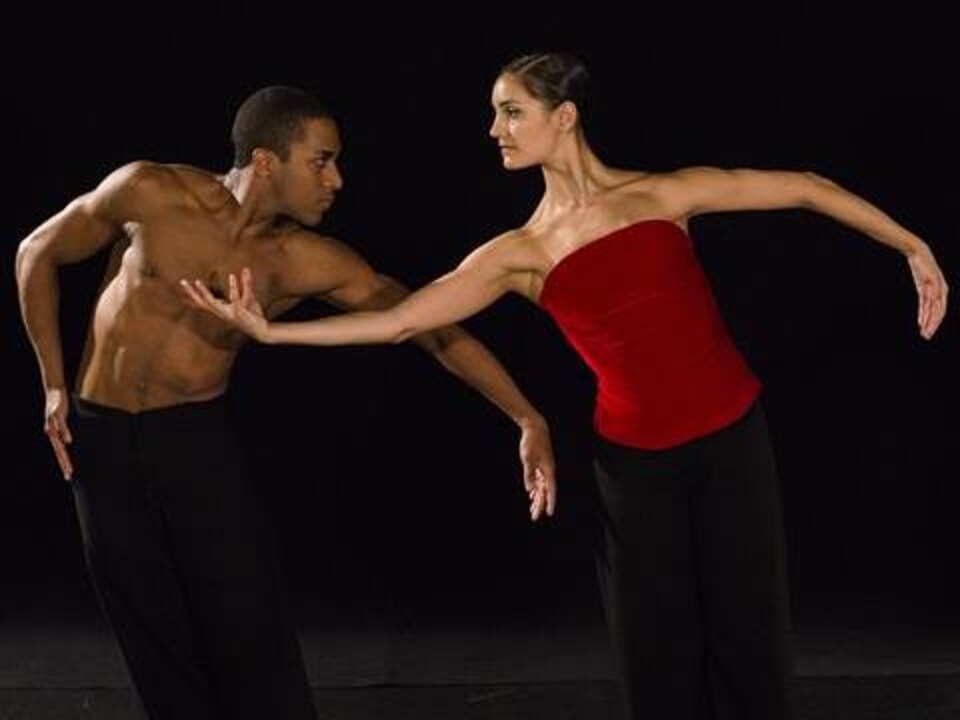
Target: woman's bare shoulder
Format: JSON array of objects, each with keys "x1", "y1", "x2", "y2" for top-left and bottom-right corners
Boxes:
[{"x1": 459, "y1": 227, "x2": 545, "y2": 276}]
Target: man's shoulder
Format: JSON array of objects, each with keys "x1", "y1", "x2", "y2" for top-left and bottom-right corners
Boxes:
[
  {"x1": 271, "y1": 228, "x2": 377, "y2": 298},
  {"x1": 106, "y1": 161, "x2": 225, "y2": 211},
  {"x1": 108, "y1": 160, "x2": 186, "y2": 189},
  {"x1": 163, "y1": 162, "x2": 224, "y2": 188},
  {"x1": 279, "y1": 227, "x2": 367, "y2": 267},
  {"x1": 157, "y1": 163, "x2": 233, "y2": 211}
]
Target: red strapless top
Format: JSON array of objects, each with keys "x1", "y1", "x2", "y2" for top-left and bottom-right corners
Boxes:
[{"x1": 539, "y1": 219, "x2": 760, "y2": 449}]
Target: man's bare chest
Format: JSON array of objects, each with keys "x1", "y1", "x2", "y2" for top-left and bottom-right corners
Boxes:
[{"x1": 122, "y1": 213, "x2": 287, "y2": 305}]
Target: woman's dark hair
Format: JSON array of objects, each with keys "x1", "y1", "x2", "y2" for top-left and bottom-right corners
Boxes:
[
  {"x1": 501, "y1": 52, "x2": 592, "y2": 128},
  {"x1": 231, "y1": 86, "x2": 333, "y2": 168}
]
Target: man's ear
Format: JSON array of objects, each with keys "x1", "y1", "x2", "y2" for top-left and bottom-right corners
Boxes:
[{"x1": 252, "y1": 147, "x2": 275, "y2": 177}]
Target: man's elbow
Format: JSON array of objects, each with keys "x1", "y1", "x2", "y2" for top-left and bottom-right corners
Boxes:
[
  {"x1": 15, "y1": 236, "x2": 45, "y2": 287},
  {"x1": 402, "y1": 324, "x2": 462, "y2": 353}
]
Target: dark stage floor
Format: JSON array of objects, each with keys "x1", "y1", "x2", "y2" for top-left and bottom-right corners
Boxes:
[{"x1": 2, "y1": 585, "x2": 958, "y2": 719}]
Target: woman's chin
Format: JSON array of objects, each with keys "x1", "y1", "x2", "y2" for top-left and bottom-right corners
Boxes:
[{"x1": 501, "y1": 154, "x2": 531, "y2": 171}]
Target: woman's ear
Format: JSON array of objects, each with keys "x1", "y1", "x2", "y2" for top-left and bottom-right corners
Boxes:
[{"x1": 556, "y1": 101, "x2": 579, "y2": 133}]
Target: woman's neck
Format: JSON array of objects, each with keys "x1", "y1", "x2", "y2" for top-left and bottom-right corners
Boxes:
[{"x1": 537, "y1": 135, "x2": 618, "y2": 216}]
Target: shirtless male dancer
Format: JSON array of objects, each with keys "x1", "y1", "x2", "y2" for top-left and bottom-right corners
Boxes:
[{"x1": 16, "y1": 85, "x2": 556, "y2": 720}]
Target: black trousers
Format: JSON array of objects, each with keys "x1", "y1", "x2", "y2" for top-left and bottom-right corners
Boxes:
[
  {"x1": 70, "y1": 396, "x2": 315, "y2": 720},
  {"x1": 594, "y1": 402, "x2": 793, "y2": 720}
]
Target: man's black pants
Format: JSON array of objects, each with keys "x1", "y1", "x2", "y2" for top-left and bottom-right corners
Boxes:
[{"x1": 71, "y1": 396, "x2": 315, "y2": 720}]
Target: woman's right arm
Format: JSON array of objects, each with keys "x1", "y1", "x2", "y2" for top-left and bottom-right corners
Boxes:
[{"x1": 184, "y1": 232, "x2": 523, "y2": 346}]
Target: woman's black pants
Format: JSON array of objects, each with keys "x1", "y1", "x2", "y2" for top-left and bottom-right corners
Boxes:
[{"x1": 594, "y1": 402, "x2": 793, "y2": 720}]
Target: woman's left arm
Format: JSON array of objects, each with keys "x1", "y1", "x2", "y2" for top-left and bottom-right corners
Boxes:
[{"x1": 666, "y1": 167, "x2": 948, "y2": 339}]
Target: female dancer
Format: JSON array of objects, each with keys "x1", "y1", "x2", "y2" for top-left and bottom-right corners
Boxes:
[{"x1": 182, "y1": 53, "x2": 947, "y2": 719}]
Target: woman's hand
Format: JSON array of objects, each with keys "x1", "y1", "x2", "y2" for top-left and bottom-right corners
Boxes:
[
  {"x1": 519, "y1": 416, "x2": 557, "y2": 521},
  {"x1": 906, "y1": 244, "x2": 948, "y2": 340},
  {"x1": 180, "y1": 268, "x2": 270, "y2": 341}
]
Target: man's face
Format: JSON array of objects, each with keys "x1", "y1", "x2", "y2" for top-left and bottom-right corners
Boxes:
[{"x1": 272, "y1": 117, "x2": 343, "y2": 226}]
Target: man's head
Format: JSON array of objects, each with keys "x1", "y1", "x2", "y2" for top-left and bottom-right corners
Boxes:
[{"x1": 231, "y1": 86, "x2": 343, "y2": 225}]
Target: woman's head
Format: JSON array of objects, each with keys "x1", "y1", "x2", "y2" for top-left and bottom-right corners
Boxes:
[{"x1": 489, "y1": 52, "x2": 592, "y2": 169}]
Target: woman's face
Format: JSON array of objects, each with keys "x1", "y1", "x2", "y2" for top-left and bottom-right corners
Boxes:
[{"x1": 488, "y1": 73, "x2": 562, "y2": 170}]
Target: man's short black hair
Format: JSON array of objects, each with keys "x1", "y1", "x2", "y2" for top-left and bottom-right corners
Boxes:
[{"x1": 231, "y1": 86, "x2": 333, "y2": 168}]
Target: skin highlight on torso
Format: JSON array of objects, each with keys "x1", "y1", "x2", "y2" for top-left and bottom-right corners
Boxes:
[
  {"x1": 499, "y1": 172, "x2": 690, "y2": 305},
  {"x1": 77, "y1": 164, "x2": 328, "y2": 411}
]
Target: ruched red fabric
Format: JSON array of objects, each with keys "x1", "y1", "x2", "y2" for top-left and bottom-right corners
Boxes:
[{"x1": 540, "y1": 219, "x2": 760, "y2": 449}]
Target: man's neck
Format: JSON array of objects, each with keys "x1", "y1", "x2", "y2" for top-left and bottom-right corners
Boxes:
[{"x1": 221, "y1": 167, "x2": 279, "y2": 239}]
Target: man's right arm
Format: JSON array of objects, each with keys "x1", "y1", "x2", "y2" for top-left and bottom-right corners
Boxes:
[{"x1": 15, "y1": 161, "x2": 159, "y2": 478}]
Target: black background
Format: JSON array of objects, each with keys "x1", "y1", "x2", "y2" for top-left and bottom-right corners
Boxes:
[{"x1": 4, "y1": 6, "x2": 958, "y2": 626}]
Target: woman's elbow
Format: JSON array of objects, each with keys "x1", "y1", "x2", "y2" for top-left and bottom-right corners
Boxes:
[
  {"x1": 389, "y1": 322, "x2": 419, "y2": 344},
  {"x1": 386, "y1": 306, "x2": 438, "y2": 344},
  {"x1": 798, "y1": 171, "x2": 840, "y2": 208}
]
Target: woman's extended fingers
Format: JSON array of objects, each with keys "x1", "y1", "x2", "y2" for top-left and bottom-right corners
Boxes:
[
  {"x1": 190, "y1": 279, "x2": 229, "y2": 317},
  {"x1": 241, "y1": 267, "x2": 256, "y2": 305},
  {"x1": 530, "y1": 485, "x2": 545, "y2": 520},
  {"x1": 528, "y1": 468, "x2": 556, "y2": 521},
  {"x1": 919, "y1": 274, "x2": 947, "y2": 339},
  {"x1": 542, "y1": 469, "x2": 556, "y2": 517},
  {"x1": 178, "y1": 278, "x2": 206, "y2": 309},
  {"x1": 928, "y1": 274, "x2": 948, "y2": 338},
  {"x1": 911, "y1": 250, "x2": 949, "y2": 340}
]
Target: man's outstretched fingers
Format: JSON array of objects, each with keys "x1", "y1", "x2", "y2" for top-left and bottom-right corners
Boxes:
[{"x1": 46, "y1": 421, "x2": 73, "y2": 480}]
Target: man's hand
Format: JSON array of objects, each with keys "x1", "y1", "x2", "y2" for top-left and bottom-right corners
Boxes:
[
  {"x1": 44, "y1": 387, "x2": 73, "y2": 481},
  {"x1": 518, "y1": 416, "x2": 556, "y2": 521},
  {"x1": 180, "y1": 268, "x2": 269, "y2": 341}
]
